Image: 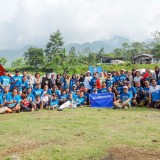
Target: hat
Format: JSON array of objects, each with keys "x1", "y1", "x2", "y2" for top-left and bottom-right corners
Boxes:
[
  {"x1": 86, "y1": 71, "x2": 90, "y2": 73},
  {"x1": 73, "y1": 84, "x2": 76, "y2": 87},
  {"x1": 108, "y1": 73, "x2": 112, "y2": 75},
  {"x1": 93, "y1": 88, "x2": 97, "y2": 91},
  {"x1": 121, "y1": 69, "x2": 125, "y2": 72},
  {"x1": 123, "y1": 86, "x2": 128, "y2": 89},
  {"x1": 15, "y1": 69, "x2": 20, "y2": 72}
]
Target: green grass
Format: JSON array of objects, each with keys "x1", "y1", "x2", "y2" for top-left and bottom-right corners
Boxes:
[{"x1": 0, "y1": 108, "x2": 160, "y2": 160}]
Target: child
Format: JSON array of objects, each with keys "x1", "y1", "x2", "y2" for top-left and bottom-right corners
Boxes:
[
  {"x1": 20, "y1": 91, "x2": 34, "y2": 112},
  {"x1": 41, "y1": 91, "x2": 49, "y2": 109},
  {"x1": 50, "y1": 94, "x2": 59, "y2": 109},
  {"x1": 34, "y1": 95, "x2": 43, "y2": 110}
]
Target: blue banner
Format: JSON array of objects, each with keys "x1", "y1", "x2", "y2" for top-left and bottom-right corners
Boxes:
[
  {"x1": 88, "y1": 66, "x2": 102, "y2": 76},
  {"x1": 89, "y1": 93, "x2": 114, "y2": 108}
]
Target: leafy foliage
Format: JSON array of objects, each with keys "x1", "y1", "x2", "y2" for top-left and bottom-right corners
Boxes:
[
  {"x1": 0, "y1": 57, "x2": 7, "y2": 65},
  {"x1": 11, "y1": 58, "x2": 25, "y2": 68},
  {"x1": 24, "y1": 47, "x2": 45, "y2": 68}
]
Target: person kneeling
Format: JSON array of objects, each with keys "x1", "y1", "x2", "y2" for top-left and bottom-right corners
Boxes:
[{"x1": 113, "y1": 86, "x2": 132, "y2": 109}]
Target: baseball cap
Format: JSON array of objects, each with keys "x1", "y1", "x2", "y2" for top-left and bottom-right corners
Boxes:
[{"x1": 123, "y1": 86, "x2": 128, "y2": 89}]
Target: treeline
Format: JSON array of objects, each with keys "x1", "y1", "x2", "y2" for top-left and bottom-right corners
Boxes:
[{"x1": 1, "y1": 30, "x2": 160, "y2": 74}]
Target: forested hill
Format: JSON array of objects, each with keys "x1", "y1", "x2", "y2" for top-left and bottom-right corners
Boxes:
[{"x1": 0, "y1": 36, "x2": 130, "y2": 67}]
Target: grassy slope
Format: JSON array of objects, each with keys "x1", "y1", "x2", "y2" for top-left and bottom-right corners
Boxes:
[{"x1": 0, "y1": 108, "x2": 160, "y2": 160}]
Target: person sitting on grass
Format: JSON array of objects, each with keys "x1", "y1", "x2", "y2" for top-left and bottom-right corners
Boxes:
[
  {"x1": 0, "y1": 95, "x2": 8, "y2": 114},
  {"x1": 58, "y1": 93, "x2": 77, "y2": 111},
  {"x1": 34, "y1": 95, "x2": 43, "y2": 110},
  {"x1": 134, "y1": 81, "x2": 144, "y2": 105},
  {"x1": 147, "y1": 78, "x2": 160, "y2": 108},
  {"x1": 5, "y1": 89, "x2": 21, "y2": 113},
  {"x1": 139, "y1": 80, "x2": 150, "y2": 107},
  {"x1": 41, "y1": 91, "x2": 49, "y2": 109},
  {"x1": 59, "y1": 89, "x2": 68, "y2": 105},
  {"x1": 125, "y1": 81, "x2": 137, "y2": 106},
  {"x1": 84, "y1": 88, "x2": 89, "y2": 105},
  {"x1": 20, "y1": 91, "x2": 36, "y2": 112},
  {"x1": 113, "y1": 86, "x2": 132, "y2": 109},
  {"x1": 50, "y1": 94, "x2": 59, "y2": 110},
  {"x1": 74, "y1": 91, "x2": 85, "y2": 108}
]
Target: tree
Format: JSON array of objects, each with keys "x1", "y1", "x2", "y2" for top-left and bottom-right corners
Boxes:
[
  {"x1": 11, "y1": 58, "x2": 25, "y2": 68},
  {"x1": 151, "y1": 30, "x2": 160, "y2": 58},
  {"x1": 0, "y1": 58, "x2": 7, "y2": 66},
  {"x1": 24, "y1": 47, "x2": 45, "y2": 68},
  {"x1": 152, "y1": 30, "x2": 160, "y2": 44},
  {"x1": 45, "y1": 29, "x2": 64, "y2": 62},
  {"x1": 67, "y1": 47, "x2": 78, "y2": 65}
]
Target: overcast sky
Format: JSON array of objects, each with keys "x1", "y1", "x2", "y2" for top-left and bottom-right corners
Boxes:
[{"x1": 0, "y1": 0, "x2": 160, "y2": 49}]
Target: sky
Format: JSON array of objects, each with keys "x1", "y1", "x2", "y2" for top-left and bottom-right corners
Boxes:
[{"x1": 0, "y1": 0, "x2": 160, "y2": 49}]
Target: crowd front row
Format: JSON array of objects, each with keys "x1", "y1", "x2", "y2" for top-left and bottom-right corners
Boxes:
[{"x1": 0, "y1": 67, "x2": 160, "y2": 114}]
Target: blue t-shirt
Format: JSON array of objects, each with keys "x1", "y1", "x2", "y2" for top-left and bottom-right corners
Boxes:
[
  {"x1": 59, "y1": 94, "x2": 68, "y2": 100},
  {"x1": 42, "y1": 89, "x2": 52, "y2": 95},
  {"x1": 120, "y1": 92, "x2": 132, "y2": 104},
  {"x1": 128, "y1": 87, "x2": 137, "y2": 97},
  {"x1": 99, "y1": 87, "x2": 108, "y2": 93},
  {"x1": 32, "y1": 88, "x2": 43, "y2": 97},
  {"x1": 15, "y1": 80, "x2": 29, "y2": 91},
  {"x1": 89, "y1": 77, "x2": 97, "y2": 88},
  {"x1": 50, "y1": 99, "x2": 59, "y2": 107},
  {"x1": 27, "y1": 93, "x2": 35, "y2": 102},
  {"x1": 52, "y1": 90, "x2": 61, "y2": 97},
  {"x1": 75, "y1": 96, "x2": 85, "y2": 106},
  {"x1": 106, "y1": 78, "x2": 114, "y2": 88},
  {"x1": 119, "y1": 74, "x2": 126, "y2": 83},
  {"x1": 143, "y1": 87, "x2": 150, "y2": 99},
  {"x1": 0, "y1": 96, "x2": 3, "y2": 105},
  {"x1": 151, "y1": 90, "x2": 160, "y2": 102},
  {"x1": 84, "y1": 92, "x2": 89, "y2": 101},
  {"x1": 6, "y1": 94, "x2": 21, "y2": 108},
  {"x1": 0, "y1": 76, "x2": 11, "y2": 87},
  {"x1": 10, "y1": 75, "x2": 22, "y2": 91}
]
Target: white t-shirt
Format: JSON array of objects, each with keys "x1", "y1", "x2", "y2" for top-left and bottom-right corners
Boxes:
[
  {"x1": 84, "y1": 76, "x2": 92, "y2": 90},
  {"x1": 149, "y1": 85, "x2": 160, "y2": 93},
  {"x1": 133, "y1": 76, "x2": 142, "y2": 82}
]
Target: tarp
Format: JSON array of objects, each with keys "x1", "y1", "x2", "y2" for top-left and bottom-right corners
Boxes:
[
  {"x1": 89, "y1": 93, "x2": 114, "y2": 108},
  {"x1": 0, "y1": 64, "x2": 5, "y2": 76}
]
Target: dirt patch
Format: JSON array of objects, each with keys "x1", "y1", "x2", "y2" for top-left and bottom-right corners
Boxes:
[
  {"x1": 0, "y1": 140, "x2": 58, "y2": 159},
  {"x1": 102, "y1": 146, "x2": 160, "y2": 160}
]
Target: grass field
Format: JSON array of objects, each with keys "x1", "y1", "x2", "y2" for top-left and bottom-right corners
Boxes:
[{"x1": 0, "y1": 107, "x2": 160, "y2": 160}]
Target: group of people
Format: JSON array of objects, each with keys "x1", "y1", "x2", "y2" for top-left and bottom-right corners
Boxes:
[{"x1": 0, "y1": 66, "x2": 160, "y2": 114}]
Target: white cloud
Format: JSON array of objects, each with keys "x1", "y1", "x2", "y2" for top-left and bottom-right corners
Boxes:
[{"x1": 0, "y1": 0, "x2": 160, "y2": 49}]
